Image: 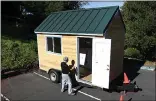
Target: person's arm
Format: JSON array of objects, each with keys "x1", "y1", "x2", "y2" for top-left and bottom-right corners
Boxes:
[{"x1": 70, "y1": 65, "x2": 75, "y2": 70}]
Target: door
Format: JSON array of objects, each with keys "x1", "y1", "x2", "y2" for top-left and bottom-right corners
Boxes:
[{"x1": 92, "y1": 38, "x2": 111, "y2": 89}]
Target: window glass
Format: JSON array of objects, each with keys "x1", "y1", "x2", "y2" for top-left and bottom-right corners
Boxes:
[
  {"x1": 54, "y1": 37, "x2": 61, "y2": 53},
  {"x1": 47, "y1": 37, "x2": 53, "y2": 52}
]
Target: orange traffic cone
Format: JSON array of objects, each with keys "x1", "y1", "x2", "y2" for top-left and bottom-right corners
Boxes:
[
  {"x1": 120, "y1": 94, "x2": 124, "y2": 101},
  {"x1": 123, "y1": 72, "x2": 130, "y2": 84}
]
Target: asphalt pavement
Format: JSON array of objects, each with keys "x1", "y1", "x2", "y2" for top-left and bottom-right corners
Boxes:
[{"x1": 1, "y1": 69, "x2": 155, "y2": 101}]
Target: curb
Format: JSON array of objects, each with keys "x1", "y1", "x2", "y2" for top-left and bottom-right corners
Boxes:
[
  {"x1": 140, "y1": 66, "x2": 155, "y2": 71},
  {"x1": 1, "y1": 67, "x2": 39, "y2": 80}
]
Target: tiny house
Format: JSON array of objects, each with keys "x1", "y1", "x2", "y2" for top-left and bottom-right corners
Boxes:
[{"x1": 34, "y1": 6, "x2": 125, "y2": 89}]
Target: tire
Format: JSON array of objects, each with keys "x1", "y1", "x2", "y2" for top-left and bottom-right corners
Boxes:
[{"x1": 49, "y1": 70, "x2": 60, "y2": 83}]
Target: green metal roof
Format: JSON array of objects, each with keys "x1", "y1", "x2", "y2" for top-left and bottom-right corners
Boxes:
[{"x1": 34, "y1": 6, "x2": 119, "y2": 35}]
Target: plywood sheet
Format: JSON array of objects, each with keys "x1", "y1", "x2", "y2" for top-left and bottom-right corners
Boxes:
[
  {"x1": 81, "y1": 74, "x2": 92, "y2": 82},
  {"x1": 37, "y1": 34, "x2": 77, "y2": 72}
]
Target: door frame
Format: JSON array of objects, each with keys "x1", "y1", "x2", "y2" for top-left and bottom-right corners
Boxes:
[{"x1": 76, "y1": 36, "x2": 94, "y2": 85}]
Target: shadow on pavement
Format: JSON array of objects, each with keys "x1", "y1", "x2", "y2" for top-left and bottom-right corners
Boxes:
[
  {"x1": 69, "y1": 58, "x2": 145, "y2": 93},
  {"x1": 123, "y1": 58, "x2": 145, "y2": 81},
  {"x1": 128, "y1": 98, "x2": 132, "y2": 101},
  {"x1": 1, "y1": 62, "x2": 39, "y2": 80},
  {"x1": 73, "y1": 86, "x2": 84, "y2": 94}
]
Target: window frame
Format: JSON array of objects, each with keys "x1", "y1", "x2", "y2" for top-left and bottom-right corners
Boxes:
[{"x1": 45, "y1": 35, "x2": 62, "y2": 55}]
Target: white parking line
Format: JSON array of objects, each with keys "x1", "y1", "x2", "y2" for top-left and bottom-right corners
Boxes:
[
  {"x1": 33, "y1": 72, "x2": 101, "y2": 101},
  {"x1": 33, "y1": 72, "x2": 50, "y2": 80},
  {"x1": 1, "y1": 94, "x2": 10, "y2": 101}
]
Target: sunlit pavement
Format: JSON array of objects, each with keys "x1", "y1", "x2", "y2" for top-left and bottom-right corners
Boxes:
[{"x1": 1, "y1": 69, "x2": 155, "y2": 101}]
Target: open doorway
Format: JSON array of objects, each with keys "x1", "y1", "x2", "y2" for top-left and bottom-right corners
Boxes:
[{"x1": 78, "y1": 37, "x2": 92, "y2": 82}]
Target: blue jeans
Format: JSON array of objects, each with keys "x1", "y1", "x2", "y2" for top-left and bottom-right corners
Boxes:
[{"x1": 61, "y1": 74, "x2": 73, "y2": 94}]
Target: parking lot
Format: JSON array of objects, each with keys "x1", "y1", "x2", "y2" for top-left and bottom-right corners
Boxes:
[{"x1": 1, "y1": 69, "x2": 155, "y2": 101}]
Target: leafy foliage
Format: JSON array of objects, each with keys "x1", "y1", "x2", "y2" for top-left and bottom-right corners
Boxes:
[
  {"x1": 2, "y1": 1, "x2": 87, "y2": 28},
  {"x1": 124, "y1": 48, "x2": 141, "y2": 59},
  {"x1": 1, "y1": 1, "x2": 22, "y2": 17},
  {"x1": 23, "y1": 1, "x2": 87, "y2": 16},
  {"x1": 122, "y1": 1, "x2": 156, "y2": 60},
  {"x1": 22, "y1": 1, "x2": 87, "y2": 26},
  {"x1": 1, "y1": 36, "x2": 38, "y2": 69},
  {"x1": 1, "y1": 1, "x2": 87, "y2": 70}
]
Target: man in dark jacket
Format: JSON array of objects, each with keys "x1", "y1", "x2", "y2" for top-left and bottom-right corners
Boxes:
[{"x1": 61, "y1": 56, "x2": 75, "y2": 95}]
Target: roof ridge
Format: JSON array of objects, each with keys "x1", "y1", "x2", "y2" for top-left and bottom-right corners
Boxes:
[{"x1": 49, "y1": 6, "x2": 119, "y2": 15}]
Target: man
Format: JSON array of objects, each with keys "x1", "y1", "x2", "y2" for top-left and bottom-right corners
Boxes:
[{"x1": 61, "y1": 56, "x2": 75, "y2": 95}]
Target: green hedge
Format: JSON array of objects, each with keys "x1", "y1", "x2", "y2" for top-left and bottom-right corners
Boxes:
[
  {"x1": 124, "y1": 48, "x2": 142, "y2": 59},
  {"x1": 1, "y1": 36, "x2": 38, "y2": 70}
]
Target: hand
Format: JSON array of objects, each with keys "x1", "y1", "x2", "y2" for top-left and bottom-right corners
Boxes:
[{"x1": 70, "y1": 66, "x2": 75, "y2": 70}]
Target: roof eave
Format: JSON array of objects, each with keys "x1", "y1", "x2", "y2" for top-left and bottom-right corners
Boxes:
[{"x1": 34, "y1": 31, "x2": 104, "y2": 36}]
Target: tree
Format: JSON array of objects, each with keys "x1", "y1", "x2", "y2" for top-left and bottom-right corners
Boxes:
[
  {"x1": 22, "y1": 1, "x2": 87, "y2": 24},
  {"x1": 122, "y1": 1, "x2": 156, "y2": 60},
  {"x1": 1, "y1": 1, "x2": 22, "y2": 17},
  {"x1": 1, "y1": 1, "x2": 88, "y2": 70},
  {"x1": 2, "y1": 1, "x2": 87, "y2": 39},
  {"x1": 44, "y1": 1, "x2": 87, "y2": 16},
  {"x1": 2, "y1": 1, "x2": 87, "y2": 26}
]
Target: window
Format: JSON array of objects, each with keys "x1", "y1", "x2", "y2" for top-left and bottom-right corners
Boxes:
[
  {"x1": 46, "y1": 36, "x2": 62, "y2": 54},
  {"x1": 47, "y1": 37, "x2": 53, "y2": 52}
]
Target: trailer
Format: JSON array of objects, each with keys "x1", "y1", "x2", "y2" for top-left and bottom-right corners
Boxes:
[{"x1": 34, "y1": 6, "x2": 141, "y2": 92}]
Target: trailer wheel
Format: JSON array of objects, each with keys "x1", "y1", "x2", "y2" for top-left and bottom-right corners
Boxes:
[{"x1": 49, "y1": 70, "x2": 60, "y2": 83}]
